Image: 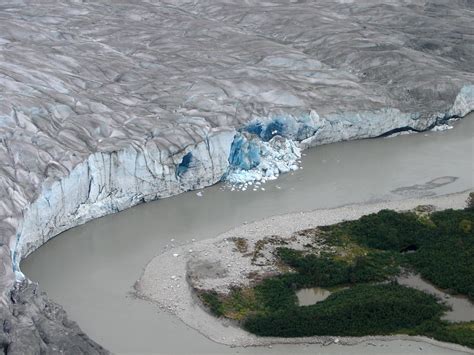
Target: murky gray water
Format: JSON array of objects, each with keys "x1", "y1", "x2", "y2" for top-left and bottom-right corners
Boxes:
[
  {"x1": 296, "y1": 274, "x2": 474, "y2": 321},
  {"x1": 296, "y1": 287, "x2": 332, "y2": 306},
  {"x1": 397, "y1": 274, "x2": 474, "y2": 323},
  {"x1": 22, "y1": 115, "x2": 474, "y2": 355}
]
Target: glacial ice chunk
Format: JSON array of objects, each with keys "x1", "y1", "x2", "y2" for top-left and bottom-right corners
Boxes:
[
  {"x1": 431, "y1": 124, "x2": 454, "y2": 132},
  {"x1": 225, "y1": 132, "x2": 301, "y2": 185}
]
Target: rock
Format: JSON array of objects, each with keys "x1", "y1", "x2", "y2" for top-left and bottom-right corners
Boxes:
[{"x1": 0, "y1": 282, "x2": 107, "y2": 354}]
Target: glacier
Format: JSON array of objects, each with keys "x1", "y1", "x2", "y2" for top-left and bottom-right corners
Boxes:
[{"x1": 0, "y1": 0, "x2": 473, "y2": 352}]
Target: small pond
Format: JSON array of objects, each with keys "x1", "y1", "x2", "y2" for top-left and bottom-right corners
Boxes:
[
  {"x1": 296, "y1": 287, "x2": 332, "y2": 306},
  {"x1": 296, "y1": 274, "x2": 474, "y2": 323}
]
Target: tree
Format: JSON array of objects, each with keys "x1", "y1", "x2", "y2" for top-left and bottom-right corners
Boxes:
[{"x1": 467, "y1": 192, "x2": 474, "y2": 210}]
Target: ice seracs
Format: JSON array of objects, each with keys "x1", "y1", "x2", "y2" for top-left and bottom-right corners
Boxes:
[{"x1": 225, "y1": 132, "x2": 301, "y2": 186}]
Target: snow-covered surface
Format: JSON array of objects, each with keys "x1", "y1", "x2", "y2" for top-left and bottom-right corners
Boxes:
[{"x1": 0, "y1": 0, "x2": 473, "y2": 350}]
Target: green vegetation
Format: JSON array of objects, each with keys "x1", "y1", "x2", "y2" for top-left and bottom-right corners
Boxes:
[
  {"x1": 330, "y1": 208, "x2": 474, "y2": 300},
  {"x1": 467, "y1": 192, "x2": 474, "y2": 210},
  {"x1": 245, "y1": 284, "x2": 446, "y2": 337},
  {"x1": 196, "y1": 202, "x2": 474, "y2": 348},
  {"x1": 336, "y1": 209, "x2": 433, "y2": 251},
  {"x1": 415, "y1": 321, "x2": 474, "y2": 349},
  {"x1": 277, "y1": 248, "x2": 401, "y2": 286},
  {"x1": 198, "y1": 290, "x2": 224, "y2": 317}
]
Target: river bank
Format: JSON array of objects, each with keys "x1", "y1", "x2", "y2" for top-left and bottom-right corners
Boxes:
[{"x1": 136, "y1": 192, "x2": 473, "y2": 353}]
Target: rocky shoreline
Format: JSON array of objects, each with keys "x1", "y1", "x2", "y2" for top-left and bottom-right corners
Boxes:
[
  {"x1": 136, "y1": 192, "x2": 474, "y2": 353},
  {"x1": 0, "y1": 282, "x2": 108, "y2": 354}
]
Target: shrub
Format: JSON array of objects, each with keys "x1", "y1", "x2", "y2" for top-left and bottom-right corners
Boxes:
[
  {"x1": 339, "y1": 210, "x2": 432, "y2": 251},
  {"x1": 198, "y1": 290, "x2": 224, "y2": 316},
  {"x1": 467, "y1": 192, "x2": 474, "y2": 210},
  {"x1": 277, "y1": 248, "x2": 400, "y2": 287},
  {"x1": 419, "y1": 321, "x2": 474, "y2": 349},
  {"x1": 459, "y1": 219, "x2": 472, "y2": 233},
  {"x1": 410, "y1": 209, "x2": 474, "y2": 300},
  {"x1": 326, "y1": 208, "x2": 474, "y2": 300},
  {"x1": 244, "y1": 284, "x2": 445, "y2": 337}
]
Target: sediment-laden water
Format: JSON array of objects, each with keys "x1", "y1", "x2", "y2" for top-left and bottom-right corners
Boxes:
[
  {"x1": 296, "y1": 287, "x2": 333, "y2": 306},
  {"x1": 22, "y1": 114, "x2": 473, "y2": 354},
  {"x1": 397, "y1": 274, "x2": 474, "y2": 323}
]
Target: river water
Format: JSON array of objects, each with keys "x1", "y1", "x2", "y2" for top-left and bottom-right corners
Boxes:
[{"x1": 22, "y1": 114, "x2": 474, "y2": 354}]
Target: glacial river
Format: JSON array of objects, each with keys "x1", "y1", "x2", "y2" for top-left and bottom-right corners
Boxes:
[{"x1": 22, "y1": 114, "x2": 474, "y2": 354}]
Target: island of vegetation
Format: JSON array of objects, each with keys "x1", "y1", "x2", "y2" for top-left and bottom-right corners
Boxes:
[{"x1": 197, "y1": 194, "x2": 474, "y2": 348}]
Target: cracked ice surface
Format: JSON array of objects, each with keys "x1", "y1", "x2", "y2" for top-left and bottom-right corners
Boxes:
[{"x1": 0, "y1": 0, "x2": 473, "y2": 351}]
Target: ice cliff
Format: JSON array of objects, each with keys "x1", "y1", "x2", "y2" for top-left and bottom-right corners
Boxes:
[{"x1": 0, "y1": 0, "x2": 473, "y2": 352}]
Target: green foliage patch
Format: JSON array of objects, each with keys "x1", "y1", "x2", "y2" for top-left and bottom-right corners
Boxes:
[
  {"x1": 326, "y1": 208, "x2": 474, "y2": 300},
  {"x1": 196, "y1": 203, "x2": 474, "y2": 348},
  {"x1": 244, "y1": 284, "x2": 446, "y2": 337}
]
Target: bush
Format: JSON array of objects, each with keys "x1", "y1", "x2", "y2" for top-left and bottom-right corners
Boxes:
[
  {"x1": 277, "y1": 248, "x2": 400, "y2": 288},
  {"x1": 244, "y1": 284, "x2": 445, "y2": 337},
  {"x1": 198, "y1": 290, "x2": 224, "y2": 316},
  {"x1": 467, "y1": 192, "x2": 474, "y2": 210},
  {"x1": 460, "y1": 219, "x2": 472, "y2": 233},
  {"x1": 254, "y1": 277, "x2": 297, "y2": 311},
  {"x1": 408, "y1": 209, "x2": 474, "y2": 300},
  {"x1": 323, "y1": 207, "x2": 474, "y2": 300},
  {"x1": 418, "y1": 321, "x2": 474, "y2": 349},
  {"x1": 345, "y1": 210, "x2": 433, "y2": 251}
]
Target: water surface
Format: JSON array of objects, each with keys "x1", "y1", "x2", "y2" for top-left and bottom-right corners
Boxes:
[
  {"x1": 296, "y1": 287, "x2": 332, "y2": 306},
  {"x1": 22, "y1": 114, "x2": 474, "y2": 354},
  {"x1": 397, "y1": 274, "x2": 474, "y2": 323}
]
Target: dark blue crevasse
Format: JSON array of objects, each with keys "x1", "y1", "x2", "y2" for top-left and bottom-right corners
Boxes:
[
  {"x1": 245, "y1": 121, "x2": 263, "y2": 136},
  {"x1": 176, "y1": 152, "x2": 192, "y2": 177},
  {"x1": 262, "y1": 118, "x2": 286, "y2": 141},
  {"x1": 228, "y1": 136, "x2": 244, "y2": 168},
  {"x1": 228, "y1": 135, "x2": 261, "y2": 171},
  {"x1": 244, "y1": 118, "x2": 287, "y2": 142}
]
